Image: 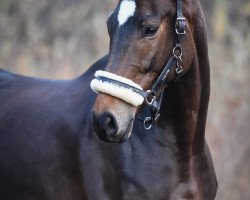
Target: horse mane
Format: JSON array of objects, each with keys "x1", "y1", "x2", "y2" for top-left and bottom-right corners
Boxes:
[{"x1": 190, "y1": 0, "x2": 211, "y2": 152}]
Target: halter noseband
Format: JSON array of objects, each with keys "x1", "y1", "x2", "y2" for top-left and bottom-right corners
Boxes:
[{"x1": 90, "y1": 0, "x2": 186, "y2": 130}]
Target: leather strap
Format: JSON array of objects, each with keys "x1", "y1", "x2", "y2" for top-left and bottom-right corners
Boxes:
[
  {"x1": 177, "y1": 0, "x2": 184, "y2": 19},
  {"x1": 176, "y1": 0, "x2": 186, "y2": 44}
]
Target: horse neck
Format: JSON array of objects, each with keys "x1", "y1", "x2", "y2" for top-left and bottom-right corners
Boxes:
[
  {"x1": 159, "y1": 52, "x2": 210, "y2": 155},
  {"x1": 159, "y1": 2, "x2": 210, "y2": 154}
]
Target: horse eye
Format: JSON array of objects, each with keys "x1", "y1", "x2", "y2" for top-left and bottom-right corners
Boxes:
[{"x1": 144, "y1": 26, "x2": 159, "y2": 37}]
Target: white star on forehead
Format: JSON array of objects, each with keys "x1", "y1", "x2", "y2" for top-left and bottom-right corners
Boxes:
[{"x1": 118, "y1": 0, "x2": 136, "y2": 27}]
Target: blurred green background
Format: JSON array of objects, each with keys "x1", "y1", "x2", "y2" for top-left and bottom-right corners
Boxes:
[{"x1": 0, "y1": 0, "x2": 249, "y2": 199}]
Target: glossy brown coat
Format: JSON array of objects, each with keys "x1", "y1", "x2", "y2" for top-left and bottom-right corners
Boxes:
[{"x1": 0, "y1": 0, "x2": 217, "y2": 199}]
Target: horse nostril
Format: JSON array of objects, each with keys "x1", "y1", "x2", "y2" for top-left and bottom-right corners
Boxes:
[
  {"x1": 91, "y1": 111, "x2": 118, "y2": 139},
  {"x1": 104, "y1": 113, "x2": 118, "y2": 137}
]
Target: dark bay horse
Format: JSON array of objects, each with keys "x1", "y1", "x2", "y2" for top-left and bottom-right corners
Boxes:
[{"x1": 0, "y1": 0, "x2": 217, "y2": 200}]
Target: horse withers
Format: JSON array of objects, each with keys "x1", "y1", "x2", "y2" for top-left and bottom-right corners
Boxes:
[{"x1": 0, "y1": 0, "x2": 217, "y2": 200}]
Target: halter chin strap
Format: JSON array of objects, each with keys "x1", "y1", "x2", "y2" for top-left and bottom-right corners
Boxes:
[{"x1": 90, "y1": 0, "x2": 186, "y2": 130}]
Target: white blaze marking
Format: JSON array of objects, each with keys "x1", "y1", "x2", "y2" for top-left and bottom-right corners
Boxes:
[{"x1": 118, "y1": 0, "x2": 136, "y2": 27}]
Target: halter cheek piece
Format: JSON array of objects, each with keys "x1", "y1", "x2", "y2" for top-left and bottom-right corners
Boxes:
[{"x1": 90, "y1": 0, "x2": 186, "y2": 130}]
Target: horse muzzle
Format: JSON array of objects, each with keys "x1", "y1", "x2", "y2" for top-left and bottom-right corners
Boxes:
[
  {"x1": 91, "y1": 94, "x2": 136, "y2": 143},
  {"x1": 91, "y1": 111, "x2": 134, "y2": 143}
]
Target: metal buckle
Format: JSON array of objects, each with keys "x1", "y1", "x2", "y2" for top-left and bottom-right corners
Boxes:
[
  {"x1": 145, "y1": 90, "x2": 156, "y2": 106},
  {"x1": 176, "y1": 29, "x2": 186, "y2": 35},
  {"x1": 175, "y1": 17, "x2": 186, "y2": 35},
  {"x1": 176, "y1": 17, "x2": 186, "y2": 22}
]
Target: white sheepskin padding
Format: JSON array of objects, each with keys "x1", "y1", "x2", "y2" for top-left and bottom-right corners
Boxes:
[
  {"x1": 94, "y1": 70, "x2": 143, "y2": 90},
  {"x1": 90, "y1": 71, "x2": 144, "y2": 107}
]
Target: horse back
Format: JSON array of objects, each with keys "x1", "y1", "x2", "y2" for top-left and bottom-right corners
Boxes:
[{"x1": 0, "y1": 69, "x2": 87, "y2": 200}]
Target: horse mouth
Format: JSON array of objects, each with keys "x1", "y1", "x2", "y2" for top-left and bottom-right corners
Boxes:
[{"x1": 118, "y1": 118, "x2": 134, "y2": 143}]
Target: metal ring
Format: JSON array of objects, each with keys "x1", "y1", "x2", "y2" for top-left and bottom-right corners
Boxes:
[
  {"x1": 173, "y1": 47, "x2": 182, "y2": 60},
  {"x1": 144, "y1": 117, "x2": 152, "y2": 130},
  {"x1": 145, "y1": 90, "x2": 156, "y2": 106}
]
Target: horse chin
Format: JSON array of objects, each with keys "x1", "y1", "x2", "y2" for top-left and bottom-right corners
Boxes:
[{"x1": 117, "y1": 118, "x2": 134, "y2": 143}]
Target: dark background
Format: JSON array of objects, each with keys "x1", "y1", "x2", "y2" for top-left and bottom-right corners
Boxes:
[{"x1": 0, "y1": 0, "x2": 249, "y2": 199}]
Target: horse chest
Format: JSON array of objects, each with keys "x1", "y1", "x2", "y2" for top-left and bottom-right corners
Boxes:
[
  {"x1": 119, "y1": 147, "x2": 177, "y2": 200},
  {"x1": 83, "y1": 128, "x2": 178, "y2": 200}
]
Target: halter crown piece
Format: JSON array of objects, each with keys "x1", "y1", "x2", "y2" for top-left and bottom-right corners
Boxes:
[{"x1": 90, "y1": 0, "x2": 186, "y2": 130}]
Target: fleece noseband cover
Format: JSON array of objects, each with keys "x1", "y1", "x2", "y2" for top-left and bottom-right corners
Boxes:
[{"x1": 90, "y1": 70, "x2": 144, "y2": 107}]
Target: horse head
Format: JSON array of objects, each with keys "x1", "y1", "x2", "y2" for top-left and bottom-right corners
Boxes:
[{"x1": 91, "y1": 0, "x2": 199, "y2": 143}]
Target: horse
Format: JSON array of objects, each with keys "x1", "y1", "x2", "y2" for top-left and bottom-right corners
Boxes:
[
  {"x1": 0, "y1": 0, "x2": 217, "y2": 200},
  {"x1": 90, "y1": 0, "x2": 217, "y2": 199}
]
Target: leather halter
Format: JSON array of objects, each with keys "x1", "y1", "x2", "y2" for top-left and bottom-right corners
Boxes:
[
  {"x1": 142, "y1": 0, "x2": 186, "y2": 129},
  {"x1": 92, "y1": 0, "x2": 186, "y2": 130}
]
